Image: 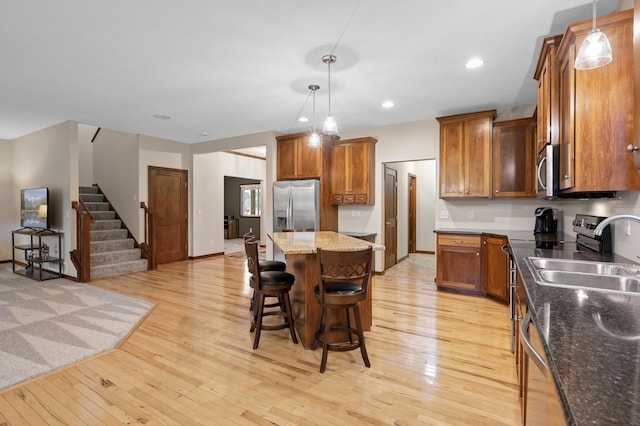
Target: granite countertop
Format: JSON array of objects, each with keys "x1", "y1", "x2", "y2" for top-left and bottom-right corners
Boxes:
[
  {"x1": 269, "y1": 231, "x2": 385, "y2": 255},
  {"x1": 510, "y1": 240, "x2": 640, "y2": 426},
  {"x1": 437, "y1": 228, "x2": 640, "y2": 424}
]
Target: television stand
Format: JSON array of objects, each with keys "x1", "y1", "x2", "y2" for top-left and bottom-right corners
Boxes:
[{"x1": 11, "y1": 228, "x2": 63, "y2": 281}]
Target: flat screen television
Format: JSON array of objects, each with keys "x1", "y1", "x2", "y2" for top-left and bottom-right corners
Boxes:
[{"x1": 20, "y1": 187, "x2": 49, "y2": 230}]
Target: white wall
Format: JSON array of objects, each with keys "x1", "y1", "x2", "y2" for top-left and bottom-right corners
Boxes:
[
  {"x1": 78, "y1": 124, "x2": 97, "y2": 186},
  {"x1": 0, "y1": 140, "x2": 15, "y2": 260},
  {"x1": 92, "y1": 128, "x2": 140, "y2": 239},
  {"x1": 192, "y1": 151, "x2": 266, "y2": 257},
  {"x1": 10, "y1": 121, "x2": 78, "y2": 276}
]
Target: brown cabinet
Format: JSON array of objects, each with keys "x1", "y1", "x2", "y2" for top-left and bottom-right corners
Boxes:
[
  {"x1": 437, "y1": 110, "x2": 496, "y2": 198},
  {"x1": 435, "y1": 234, "x2": 482, "y2": 294},
  {"x1": 277, "y1": 133, "x2": 324, "y2": 180},
  {"x1": 330, "y1": 137, "x2": 376, "y2": 205},
  {"x1": 492, "y1": 118, "x2": 535, "y2": 198},
  {"x1": 557, "y1": 9, "x2": 640, "y2": 193},
  {"x1": 481, "y1": 235, "x2": 509, "y2": 302},
  {"x1": 534, "y1": 35, "x2": 562, "y2": 155}
]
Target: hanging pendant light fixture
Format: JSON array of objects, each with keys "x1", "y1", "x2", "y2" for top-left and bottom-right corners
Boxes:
[
  {"x1": 308, "y1": 84, "x2": 321, "y2": 147},
  {"x1": 322, "y1": 54, "x2": 338, "y2": 135},
  {"x1": 574, "y1": 0, "x2": 612, "y2": 70}
]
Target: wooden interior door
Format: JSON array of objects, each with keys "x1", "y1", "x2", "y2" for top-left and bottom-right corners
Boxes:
[
  {"x1": 408, "y1": 174, "x2": 416, "y2": 253},
  {"x1": 148, "y1": 166, "x2": 188, "y2": 264},
  {"x1": 384, "y1": 165, "x2": 397, "y2": 270}
]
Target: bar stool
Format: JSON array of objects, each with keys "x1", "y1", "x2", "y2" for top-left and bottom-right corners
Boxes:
[
  {"x1": 243, "y1": 231, "x2": 286, "y2": 312},
  {"x1": 314, "y1": 246, "x2": 373, "y2": 373},
  {"x1": 245, "y1": 239, "x2": 298, "y2": 349}
]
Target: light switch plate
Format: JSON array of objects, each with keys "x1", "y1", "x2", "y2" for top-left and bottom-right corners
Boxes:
[{"x1": 440, "y1": 210, "x2": 449, "y2": 219}]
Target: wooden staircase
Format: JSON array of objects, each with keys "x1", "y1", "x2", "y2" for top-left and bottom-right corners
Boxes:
[{"x1": 79, "y1": 186, "x2": 148, "y2": 280}]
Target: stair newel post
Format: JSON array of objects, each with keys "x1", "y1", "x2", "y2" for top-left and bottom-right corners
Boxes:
[
  {"x1": 71, "y1": 201, "x2": 93, "y2": 282},
  {"x1": 140, "y1": 202, "x2": 156, "y2": 270}
]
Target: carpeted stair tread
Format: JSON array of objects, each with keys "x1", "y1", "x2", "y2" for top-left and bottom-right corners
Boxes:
[
  {"x1": 90, "y1": 238, "x2": 135, "y2": 253},
  {"x1": 91, "y1": 248, "x2": 143, "y2": 265},
  {"x1": 83, "y1": 202, "x2": 110, "y2": 211},
  {"x1": 90, "y1": 259, "x2": 149, "y2": 280},
  {"x1": 90, "y1": 229, "x2": 128, "y2": 241},
  {"x1": 91, "y1": 220, "x2": 122, "y2": 231}
]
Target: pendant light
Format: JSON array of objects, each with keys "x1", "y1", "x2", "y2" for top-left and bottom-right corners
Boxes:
[
  {"x1": 574, "y1": 0, "x2": 612, "y2": 70},
  {"x1": 322, "y1": 54, "x2": 338, "y2": 135},
  {"x1": 308, "y1": 84, "x2": 321, "y2": 147}
]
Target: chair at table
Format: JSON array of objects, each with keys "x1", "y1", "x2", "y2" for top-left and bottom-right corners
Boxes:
[
  {"x1": 243, "y1": 231, "x2": 287, "y2": 312},
  {"x1": 245, "y1": 239, "x2": 298, "y2": 349},
  {"x1": 314, "y1": 246, "x2": 373, "y2": 373}
]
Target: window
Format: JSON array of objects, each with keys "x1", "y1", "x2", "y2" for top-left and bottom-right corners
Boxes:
[{"x1": 240, "y1": 184, "x2": 261, "y2": 217}]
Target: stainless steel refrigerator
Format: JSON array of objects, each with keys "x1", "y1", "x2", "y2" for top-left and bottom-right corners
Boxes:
[{"x1": 273, "y1": 179, "x2": 320, "y2": 232}]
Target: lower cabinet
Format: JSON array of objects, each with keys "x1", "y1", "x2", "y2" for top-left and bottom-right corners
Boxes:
[
  {"x1": 482, "y1": 235, "x2": 509, "y2": 302},
  {"x1": 435, "y1": 234, "x2": 482, "y2": 293},
  {"x1": 436, "y1": 232, "x2": 509, "y2": 302}
]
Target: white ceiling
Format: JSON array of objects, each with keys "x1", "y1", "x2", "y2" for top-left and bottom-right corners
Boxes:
[{"x1": 0, "y1": 0, "x2": 623, "y2": 144}]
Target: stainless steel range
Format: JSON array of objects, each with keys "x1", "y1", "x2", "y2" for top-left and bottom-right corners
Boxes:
[{"x1": 572, "y1": 213, "x2": 612, "y2": 253}]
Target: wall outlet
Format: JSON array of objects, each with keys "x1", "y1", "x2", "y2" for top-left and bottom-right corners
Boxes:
[
  {"x1": 468, "y1": 211, "x2": 475, "y2": 220},
  {"x1": 440, "y1": 210, "x2": 449, "y2": 219}
]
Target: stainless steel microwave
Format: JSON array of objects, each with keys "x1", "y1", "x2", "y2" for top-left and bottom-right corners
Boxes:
[{"x1": 535, "y1": 144, "x2": 559, "y2": 199}]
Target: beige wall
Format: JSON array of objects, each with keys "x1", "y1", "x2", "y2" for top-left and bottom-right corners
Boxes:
[
  {"x1": 0, "y1": 140, "x2": 15, "y2": 260},
  {"x1": 78, "y1": 124, "x2": 98, "y2": 186}
]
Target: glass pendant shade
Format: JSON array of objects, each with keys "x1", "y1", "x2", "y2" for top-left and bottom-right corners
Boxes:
[
  {"x1": 308, "y1": 132, "x2": 321, "y2": 147},
  {"x1": 574, "y1": 28, "x2": 612, "y2": 70},
  {"x1": 322, "y1": 115, "x2": 338, "y2": 135}
]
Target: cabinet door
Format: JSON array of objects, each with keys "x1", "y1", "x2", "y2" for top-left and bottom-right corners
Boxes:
[
  {"x1": 482, "y1": 235, "x2": 509, "y2": 302},
  {"x1": 348, "y1": 142, "x2": 369, "y2": 196},
  {"x1": 439, "y1": 120, "x2": 465, "y2": 197},
  {"x1": 492, "y1": 119, "x2": 534, "y2": 198},
  {"x1": 558, "y1": 45, "x2": 575, "y2": 191},
  {"x1": 295, "y1": 140, "x2": 322, "y2": 178},
  {"x1": 536, "y1": 64, "x2": 549, "y2": 154},
  {"x1": 465, "y1": 116, "x2": 492, "y2": 197},
  {"x1": 330, "y1": 144, "x2": 348, "y2": 194},
  {"x1": 436, "y1": 234, "x2": 482, "y2": 293},
  {"x1": 277, "y1": 138, "x2": 298, "y2": 180}
]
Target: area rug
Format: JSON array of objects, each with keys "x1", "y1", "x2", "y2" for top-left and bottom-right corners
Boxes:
[{"x1": 0, "y1": 268, "x2": 153, "y2": 390}]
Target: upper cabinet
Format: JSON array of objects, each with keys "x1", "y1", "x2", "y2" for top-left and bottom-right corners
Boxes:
[
  {"x1": 556, "y1": 9, "x2": 640, "y2": 193},
  {"x1": 437, "y1": 110, "x2": 496, "y2": 198},
  {"x1": 533, "y1": 35, "x2": 562, "y2": 154},
  {"x1": 276, "y1": 133, "x2": 334, "y2": 180},
  {"x1": 492, "y1": 117, "x2": 535, "y2": 198},
  {"x1": 330, "y1": 137, "x2": 377, "y2": 205}
]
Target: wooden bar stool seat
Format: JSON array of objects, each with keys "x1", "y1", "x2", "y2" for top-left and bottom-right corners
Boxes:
[
  {"x1": 314, "y1": 246, "x2": 373, "y2": 373},
  {"x1": 245, "y1": 240, "x2": 297, "y2": 349}
]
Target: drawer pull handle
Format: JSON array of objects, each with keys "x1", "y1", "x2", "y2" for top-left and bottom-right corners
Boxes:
[{"x1": 453, "y1": 239, "x2": 464, "y2": 244}]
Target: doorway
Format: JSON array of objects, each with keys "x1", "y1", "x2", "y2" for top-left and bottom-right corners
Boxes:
[
  {"x1": 148, "y1": 166, "x2": 188, "y2": 264},
  {"x1": 384, "y1": 165, "x2": 398, "y2": 269},
  {"x1": 408, "y1": 174, "x2": 416, "y2": 254}
]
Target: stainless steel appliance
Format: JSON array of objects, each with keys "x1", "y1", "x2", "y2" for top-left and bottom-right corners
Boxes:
[
  {"x1": 273, "y1": 179, "x2": 320, "y2": 232},
  {"x1": 501, "y1": 243, "x2": 517, "y2": 353},
  {"x1": 534, "y1": 207, "x2": 559, "y2": 233},
  {"x1": 535, "y1": 144, "x2": 559, "y2": 199},
  {"x1": 572, "y1": 213, "x2": 612, "y2": 253}
]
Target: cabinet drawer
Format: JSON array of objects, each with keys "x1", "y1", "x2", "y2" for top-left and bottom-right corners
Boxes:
[
  {"x1": 438, "y1": 234, "x2": 481, "y2": 248},
  {"x1": 342, "y1": 195, "x2": 355, "y2": 204},
  {"x1": 354, "y1": 194, "x2": 367, "y2": 204},
  {"x1": 331, "y1": 195, "x2": 343, "y2": 204}
]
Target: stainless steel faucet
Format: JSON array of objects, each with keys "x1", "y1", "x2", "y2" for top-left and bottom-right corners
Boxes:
[{"x1": 593, "y1": 215, "x2": 640, "y2": 236}]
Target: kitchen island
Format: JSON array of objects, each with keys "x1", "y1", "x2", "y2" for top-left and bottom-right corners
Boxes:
[{"x1": 269, "y1": 231, "x2": 384, "y2": 349}]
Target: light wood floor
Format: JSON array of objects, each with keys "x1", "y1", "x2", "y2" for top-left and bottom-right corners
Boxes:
[{"x1": 0, "y1": 254, "x2": 521, "y2": 425}]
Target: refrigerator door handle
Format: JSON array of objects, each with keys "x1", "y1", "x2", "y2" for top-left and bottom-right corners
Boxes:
[{"x1": 287, "y1": 188, "x2": 293, "y2": 230}]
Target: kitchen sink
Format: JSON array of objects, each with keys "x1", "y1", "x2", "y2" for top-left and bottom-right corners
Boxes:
[
  {"x1": 525, "y1": 257, "x2": 640, "y2": 294},
  {"x1": 527, "y1": 257, "x2": 639, "y2": 276}
]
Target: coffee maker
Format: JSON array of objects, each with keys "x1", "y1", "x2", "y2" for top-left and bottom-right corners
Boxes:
[{"x1": 534, "y1": 207, "x2": 559, "y2": 233}]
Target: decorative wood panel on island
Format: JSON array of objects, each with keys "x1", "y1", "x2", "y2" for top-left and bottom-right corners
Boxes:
[{"x1": 269, "y1": 231, "x2": 385, "y2": 349}]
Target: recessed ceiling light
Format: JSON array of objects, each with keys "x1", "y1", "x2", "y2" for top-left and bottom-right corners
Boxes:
[
  {"x1": 298, "y1": 116, "x2": 309, "y2": 123},
  {"x1": 465, "y1": 58, "x2": 484, "y2": 69},
  {"x1": 382, "y1": 100, "x2": 395, "y2": 109},
  {"x1": 152, "y1": 114, "x2": 171, "y2": 120}
]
